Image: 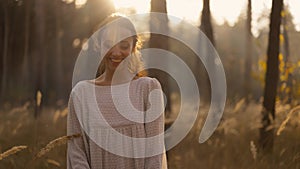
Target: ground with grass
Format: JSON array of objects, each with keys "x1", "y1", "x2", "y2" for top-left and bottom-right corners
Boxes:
[{"x1": 0, "y1": 99, "x2": 299, "y2": 169}]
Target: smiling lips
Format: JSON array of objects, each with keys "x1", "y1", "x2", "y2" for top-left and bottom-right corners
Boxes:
[{"x1": 110, "y1": 58, "x2": 124, "y2": 63}]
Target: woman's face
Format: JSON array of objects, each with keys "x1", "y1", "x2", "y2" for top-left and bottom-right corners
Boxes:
[
  {"x1": 101, "y1": 28, "x2": 134, "y2": 72},
  {"x1": 104, "y1": 37, "x2": 133, "y2": 71}
]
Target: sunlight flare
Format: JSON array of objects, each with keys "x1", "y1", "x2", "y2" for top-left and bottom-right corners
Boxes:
[{"x1": 112, "y1": 0, "x2": 150, "y2": 13}]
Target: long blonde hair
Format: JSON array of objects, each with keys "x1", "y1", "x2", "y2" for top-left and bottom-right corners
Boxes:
[{"x1": 94, "y1": 13, "x2": 147, "y2": 77}]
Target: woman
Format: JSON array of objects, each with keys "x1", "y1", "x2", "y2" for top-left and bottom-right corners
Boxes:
[{"x1": 67, "y1": 14, "x2": 168, "y2": 169}]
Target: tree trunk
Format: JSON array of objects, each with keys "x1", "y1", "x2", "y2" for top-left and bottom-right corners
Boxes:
[
  {"x1": 199, "y1": 0, "x2": 215, "y2": 102},
  {"x1": 149, "y1": 0, "x2": 171, "y2": 115},
  {"x1": 200, "y1": 0, "x2": 215, "y2": 46},
  {"x1": 55, "y1": 0, "x2": 64, "y2": 101},
  {"x1": 21, "y1": 0, "x2": 31, "y2": 93},
  {"x1": 244, "y1": 0, "x2": 253, "y2": 102},
  {"x1": 34, "y1": 0, "x2": 46, "y2": 117},
  {"x1": 1, "y1": 1, "x2": 9, "y2": 100},
  {"x1": 259, "y1": 0, "x2": 283, "y2": 153}
]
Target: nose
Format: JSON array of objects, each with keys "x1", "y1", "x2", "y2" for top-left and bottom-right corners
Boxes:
[{"x1": 111, "y1": 45, "x2": 122, "y2": 57}]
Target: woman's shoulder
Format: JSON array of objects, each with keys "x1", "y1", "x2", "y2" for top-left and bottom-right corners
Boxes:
[
  {"x1": 70, "y1": 80, "x2": 91, "y2": 96},
  {"x1": 136, "y1": 77, "x2": 161, "y2": 89}
]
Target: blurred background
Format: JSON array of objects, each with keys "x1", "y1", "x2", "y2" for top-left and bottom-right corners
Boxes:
[{"x1": 0, "y1": 0, "x2": 300, "y2": 168}]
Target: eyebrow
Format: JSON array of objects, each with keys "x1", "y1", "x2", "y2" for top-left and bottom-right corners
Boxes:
[{"x1": 120, "y1": 40, "x2": 130, "y2": 43}]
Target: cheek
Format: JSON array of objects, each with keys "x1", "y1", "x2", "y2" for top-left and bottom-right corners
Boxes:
[
  {"x1": 103, "y1": 57, "x2": 109, "y2": 66},
  {"x1": 123, "y1": 51, "x2": 131, "y2": 57},
  {"x1": 123, "y1": 48, "x2": 132, "y2": 57}
]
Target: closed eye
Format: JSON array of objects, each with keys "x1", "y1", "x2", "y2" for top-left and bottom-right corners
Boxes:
[{"x1": 119, "y1": 41, "x2": 130, "y2": 50}]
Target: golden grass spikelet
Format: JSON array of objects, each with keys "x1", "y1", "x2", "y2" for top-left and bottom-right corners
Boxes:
[
  {"x1": 12, "y1": 122, "x2": 23, "y2": 135},
  {"x1": 217, "y1": 118, "x2": 238, "y2": 135},
  {"x1": 53, "y1": 107, "x2": 68, "y2": 123},
  {"x1": 47, "y1": 159, "x2": 61, "y2": 167},
  {"x1": 0, "y1": 145, "x2": 27, "y2": 161},
  {"x1": 233, "y1": 98, "x2": 245, "y2": 113},
  {"x1": 250, "y1": 141, "x2": 257, "y2": 160},
  {"x1": 9, "y1": 101, "x2": 30, "y2": 115},
  {"x1": 60, "y1": 107, "x2": 68, "y2": 117},
  {"x1": 36, "y1": 90, "x2": 42, "y2": 107},
  {"x1": 277, "y1": 105, "x2": 300, "y2": 136},
  {"x1": 53, "y1": 110, "x2": 61, "y2": 123},
  {"x1": 35, "y1": 133, "x2": 81, "y2": 159}
]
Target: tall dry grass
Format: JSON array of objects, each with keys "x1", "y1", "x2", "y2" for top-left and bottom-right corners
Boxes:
[
  {"x1": 0, "y1": 146, "x2": 27, "y2": 160},
  {"x1": 0, "y1": 98, "x2": 300, "y2": 168},
  {"x1": 0, "y1": 101, "x2": 72, "y2": 168},
  {"x1": 167, "y1": 98, "x2": 300, "y2": 169},
  {"x1": 34, "y1": 134, "x2": 81, "y2": 159}
]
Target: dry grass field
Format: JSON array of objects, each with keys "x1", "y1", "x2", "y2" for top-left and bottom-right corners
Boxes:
[{"x1": 0, "y1": 99, "x2": 300, "y2": 169}]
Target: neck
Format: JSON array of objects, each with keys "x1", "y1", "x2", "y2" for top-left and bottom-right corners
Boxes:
[
  {"x1": 103, "y1": 70, "x2": 114, "y2": 82},
  {"x1": 101, "y1": 69, "x2": 135, "y2": 85}
]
